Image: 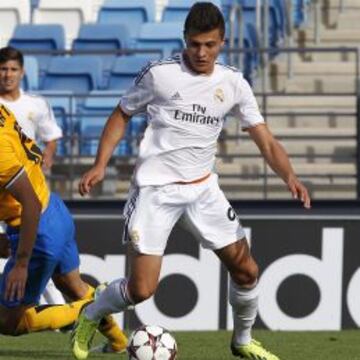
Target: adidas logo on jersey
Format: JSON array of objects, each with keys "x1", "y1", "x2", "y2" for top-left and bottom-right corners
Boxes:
[{"x1": 170, "y1": 92, "x2": 183, "y2": 101}]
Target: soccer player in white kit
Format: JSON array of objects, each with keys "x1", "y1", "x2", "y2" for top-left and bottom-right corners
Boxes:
[
  {"x1": 0, "y1": 47, "x2": 65, "y2": 305},
  {"x1": 0, "y1": 46, "x2": 62, "y2": 172},
  {"x1": 72, "y1": 3, "x2": 311, "y2": 360}
]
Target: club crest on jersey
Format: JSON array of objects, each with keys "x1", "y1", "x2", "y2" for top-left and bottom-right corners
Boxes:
[{"x1": 214, "y1": 88, "x2": 225, "y2": 103}]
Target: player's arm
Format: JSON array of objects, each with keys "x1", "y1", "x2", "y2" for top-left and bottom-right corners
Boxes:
[
  {"x1": 248, "y1": 123, "x2": 311, "y2": 209},
  {"x1": 5, "y1": 171, "x2": 42, "y2": 301},
  {"x1": 42, "y1": 140, "x2": 57, "y2": 171},
  {"x1": 79, "y1": 106, "x2": 130, "y2": 196},
  {"x1": 37, "y1": 98, "x2": 62, "y2": 171}
]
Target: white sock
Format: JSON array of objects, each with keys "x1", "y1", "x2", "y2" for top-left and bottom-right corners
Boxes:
[
  {"x1": 229, "y1": 278, "x2": 259, "y2": 346},
  {"x1": 85, "y1": 278, "x2": 133, "y2": 321}
]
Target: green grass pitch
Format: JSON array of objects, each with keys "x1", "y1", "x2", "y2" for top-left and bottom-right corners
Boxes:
[{"x1": 0, "y1": 330, "x2": 358, "y2": 359}]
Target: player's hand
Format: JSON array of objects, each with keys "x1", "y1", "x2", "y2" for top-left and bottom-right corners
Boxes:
[
  {"x1": 287, "y1": 175, "x2": 311, "y2": 209},
  {"x1": 4, "y1": 264, "x2": 28, "y2": 302},
  {"x1": 41, "y1": 153, "x2": 54, "y2": 172},
  {"x1": 79, "y1": 165, "x2": 106, "y2": 196},
  {"x1": 42, "y1": 159, "x2": 53, "y2": 173}
]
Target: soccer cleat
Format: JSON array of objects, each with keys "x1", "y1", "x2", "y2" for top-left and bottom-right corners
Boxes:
[
  {"x1": 71, "y1": 307, "x2": 99, "y2": 360},
  {"x1": 231, "y1": 339, "x2": 280, "y2": 360}
]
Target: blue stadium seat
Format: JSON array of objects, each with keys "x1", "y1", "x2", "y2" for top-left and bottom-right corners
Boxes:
[
  {"x1": 241, "y1": 0, "x2": 282, "y2": 48},
  {"x1": 72, "y1": 24, "x2": 130, "y2": 73},
  {"x1": 78, "y1": 91, "x2": 132, "y2": 156},
  {"x1": 224, "y1": 20, "x2": 258, "y2": 82},
  {"x1": 162, "y1": 0, "x2": 222, "y2": 22},
  {"x1": 42, "y1": 56, "x2": 102, "y2": 93},
  {"x1": 22, "y1": 56, "x2": 39, "y2": 91},
  {"x1": 39, "y1": 90, "x2": 76, "y2": 156},
  {"x1": 136, "y1": 22, "x2": 184, "y2": 59},
  {"x1": 98, "y1": 0, "x2": 156, "y2": 39},
  {"x1": 107, "y1": 54, "x2": 160, "y2": 91},
  {"x1": 30, "y1": 0, "x2": 40, "y2": 10},
  {"x1": 9, "y1": 24, "x2": 65, "y2": 71},
  {"x1": 292, "y1": 0, "x2": 311, "y2": 27}
]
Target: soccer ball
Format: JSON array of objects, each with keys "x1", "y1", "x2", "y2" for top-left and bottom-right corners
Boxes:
[{"x1": 127, "y1": 325, "x2": 177, "y2": 360}]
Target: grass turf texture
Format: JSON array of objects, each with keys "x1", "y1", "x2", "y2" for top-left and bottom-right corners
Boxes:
[{"x1": 0, "y1": 330, "x2": 358, "y2": 359}]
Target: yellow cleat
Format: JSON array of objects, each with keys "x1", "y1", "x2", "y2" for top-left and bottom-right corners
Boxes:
[
  {"x1": 231, "y1": 339, "x2": 280, "y2": 360},
  {"x1": 71, "y1": 309, "x2": 99, "y2": 360}
]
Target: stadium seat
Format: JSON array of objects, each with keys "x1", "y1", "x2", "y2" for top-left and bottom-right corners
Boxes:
[
  {"x1": 72, "y1": 24, "x2": 130, "y2": 73},
  {"x1": 30, "y1": 0, "x2": 40, "y2": 10},
  {"x1": 42, "y1": 56, "x2": 102, "y2": 93},
  {"x1": 22, "y1": 56, "x2": 39, "y2": 91},
  {"x1": 0, "y1": 0, "x2": 30, "y2": 46},
  {"x1": 38, "y1": 90, "x2": 76, "y2": 156},
  {"x1": 224, "y1": 20, "x2": 258, "y2": 82},
  {"x1": 33, "y1": 0, "x2": 93, "y2": 48},
  {"x1": 162, "y1": 0, "x2": 221, "y2": 22},
  {"x1": 9, "y1": 24, "x2": 65, "y2": 71},
  {"x1": 107, "y1": 54, "x2": 160, "y2": 91},
  {"x1": 292, "y1": 0, "x2": 311, "y2": 27},
  {"x1": 136, "y1": 22, "x2": 184, "y2": 59},
  {"x1": 97, "y1": 0, "x2": 156, "y2": 39},
  {"x1": 241, "y1": 0, "x2": 282, "y2": 48},
  {"x1": 78, "y1": 91, "x2": 132, "y2": 156}
]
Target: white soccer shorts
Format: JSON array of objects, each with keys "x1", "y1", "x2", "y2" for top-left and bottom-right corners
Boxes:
[{"x1": 122, "y1": 173, "x2": 246, "y2": 256}]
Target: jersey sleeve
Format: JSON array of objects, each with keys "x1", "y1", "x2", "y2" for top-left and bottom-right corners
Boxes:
[
  {"x1": 0, "y1": 136, "x2": 24, "y2": 189},
  {"x1": 35, "y1": 97, "x2": 63, "y2": 142},
  {"x1": 119, "y1": 65, "x2": 155, "y2": 116},
  {"x1": 231, "y1": 75, "x2": 265, "y2": 130}
]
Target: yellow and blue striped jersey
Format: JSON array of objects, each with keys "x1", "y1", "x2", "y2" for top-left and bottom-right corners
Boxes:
[{"x1": 0, "y1": 104, "x2": 49, "y2": 226}]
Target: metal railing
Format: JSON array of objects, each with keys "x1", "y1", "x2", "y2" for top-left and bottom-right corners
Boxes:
[{"x1": 17, "y1": 44, "x2": 360, "y2": 200}]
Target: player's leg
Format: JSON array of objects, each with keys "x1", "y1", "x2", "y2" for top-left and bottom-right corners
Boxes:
[
  {"x1": 71, "y1": 184, "x2": 183, "y2": 360},
  {"x1": 54, "y1": 268, "x2": 128, "y2": 353},
  {"x1": 216, "y1": 241, "x2": 279, "y2": 359},
  {"x1": 0, "y1": 254, "x2": 91, "y2": 335},
  {"x1": 86, "y1": 247, "x2": 163, "y2": 322},
  {"x1": 72, "y1": 250, "x2": 163, "y2": 360},
  {"x1": 50, "y1": 197, "x2": 128, "y2": 354},
  {"x1": 52, "y1": 269, "x2": 89, "y2": 300},
  {"x1": 185, "y1": 174, "x2": 279, "y2": 359},
  {"x1": 0, "y1": 304, "x2": 27, "y2": 335}
]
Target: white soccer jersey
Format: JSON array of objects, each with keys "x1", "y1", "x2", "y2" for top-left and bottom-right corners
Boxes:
[
  {"x1": 0, "y1": 90, "x2": 62, "y2": 142},
  {"x1": 120, "y1": 54, "x2": 264, "y2": 186}
]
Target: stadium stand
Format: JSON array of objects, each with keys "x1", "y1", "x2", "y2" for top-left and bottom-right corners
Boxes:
[
  {"x1": 162, "y1": 0, "x2": 222, "y2": 22},
  {"x1": 0, "y1": 0, "x2": 30, "y2": 47},
  {"x1": 39, "y1": 91, "x2": 76, "y2": 156},
  {"x1": 97, "y1": 0, "x2": 156, "y2": 39},
  {"x1": 292, "y1": 0, "x2": 311, "y2": 27},
  {"x1": 136, "y1": 22, "x2": 184, "y2": 59},
  {"x1": 240, "y1": 0, "x2": 283, "y2": 48},
  {"x1": 0, "y1": 0, "x2": 357, "y2": 200},
  {"x1": 78, "y1": 91, "x2": 132, "y2": 156},
  {"x1": 107, "y1": 54, "x2": 160, "y2": 91},
  {"x1": 41, "y1": 56, "x2": 102, "y2": 93},
  {"x1": 22, "y1": 56, "x2": 39, "y2": 91},
  {"x1": 9, "y1": 24, "x2": 65, "y2": 72},
  {"x1": 32, "y1": 0, "x2": 93, "y2": 48},
  {"x1": 72, "y1": 23, "x2": 130, "y2": 73}
]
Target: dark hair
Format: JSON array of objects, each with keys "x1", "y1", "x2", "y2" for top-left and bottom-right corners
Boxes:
[
  {"x1": 184, "y1": 2, "x2": 225, "y2": 38},
  {"x1": 0, "y1": 46, "x2": 24, "y2": 67}
]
